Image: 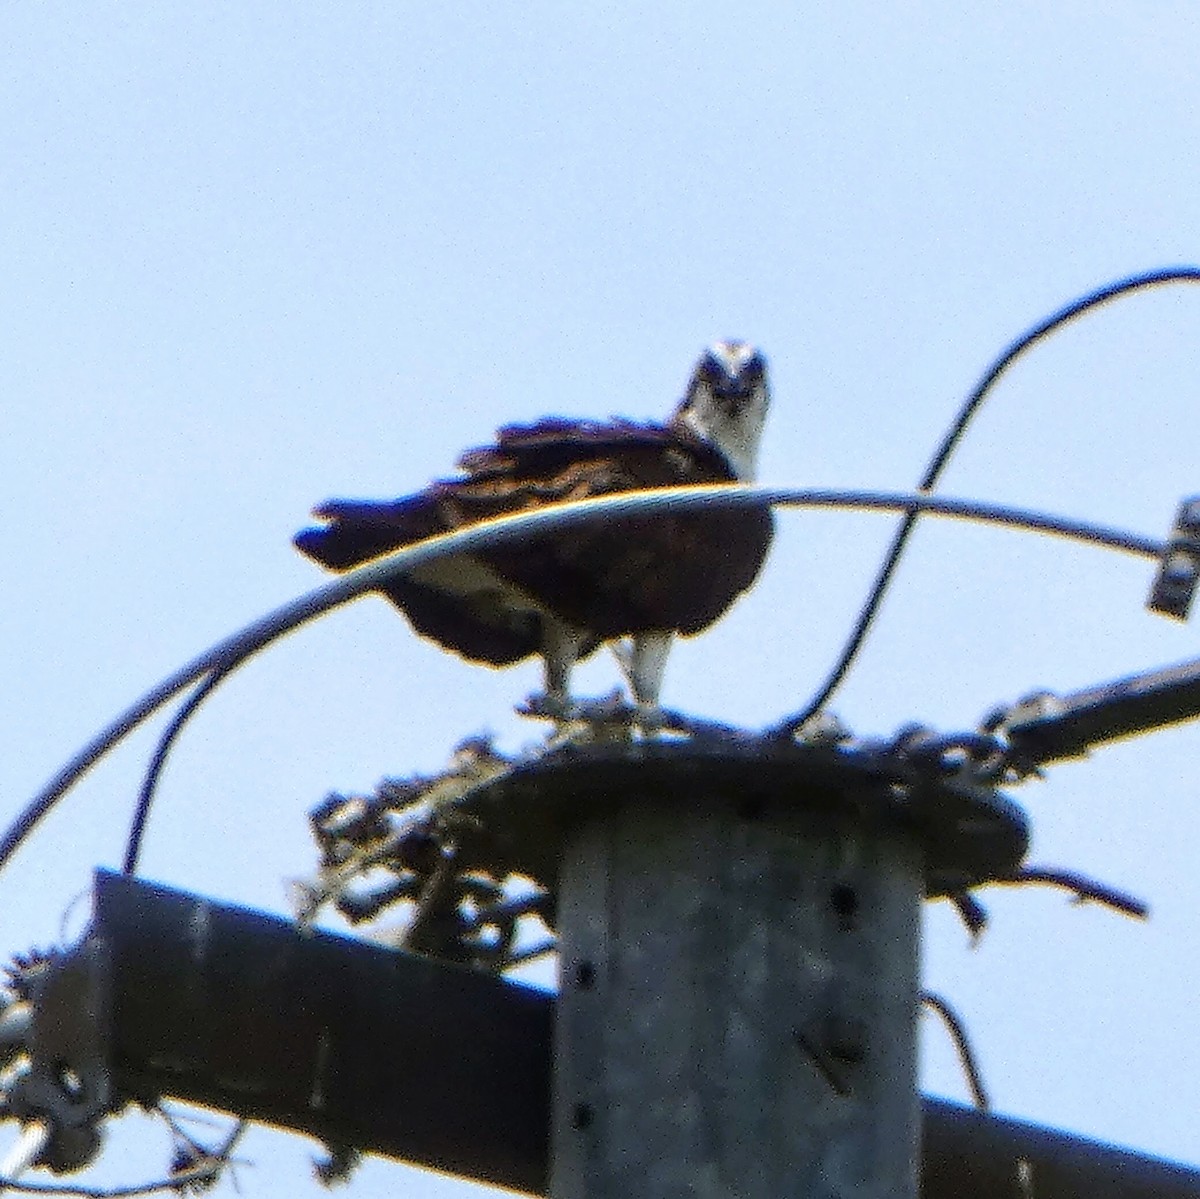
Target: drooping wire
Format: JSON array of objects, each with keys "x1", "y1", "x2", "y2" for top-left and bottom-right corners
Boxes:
[
  {"x1": 921, "y1": 990, "x2": 990, "y2": 1110},
  {"x1": 773, "y1": 265, "x2": 1200, "y2": 738},
  {"x1": 0, "y1": 484, "x2": 1166, "y2": 877},
  {"x1": 121, "y1": 666, "x2": 229, "y2": 875}
]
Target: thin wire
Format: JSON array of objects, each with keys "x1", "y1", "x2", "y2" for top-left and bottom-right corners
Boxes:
[
  {"x1": 921, "y1": 990, "x2": 990, "y2": 1111},
  {"x1": 775, "y1": 266, "x2": 1200, "y2": 737},
  {"x1": 121, "y1": 667, "x2": 228, "y2": 876},
  {"x1": 0, "y1": 483, "x2": 1164, "y2": 875}
]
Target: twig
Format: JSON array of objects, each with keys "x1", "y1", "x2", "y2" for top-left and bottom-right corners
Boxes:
[
  {"x1": 997, "y1": 866, "x2": 1149, "y2": 920},
  {"x1": 502, "y1": 936, "x2": 558, "y2": 969},
  {"x1": 0, "y1": 1163, "x2": 227, "y2": 1197},
  {"x1": 947, "y1": 891, "x2": 989, "y2": 940},
  {"x1": 946, "y1": 863, "x2": 1148, "y2": 943}
]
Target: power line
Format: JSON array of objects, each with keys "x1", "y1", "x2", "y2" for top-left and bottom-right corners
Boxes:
[{"x1": 774, "y1": 266, "x2": 1200, "y2": 736}]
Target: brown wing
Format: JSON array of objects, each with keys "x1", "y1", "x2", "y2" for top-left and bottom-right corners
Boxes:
[
  {"x1": 295, "y1": 493, "x2": 548, "y2": 665},
  {"x1": 450, "y1": 420, "x2": 774, "y2": 638},
  {"x1": 294, "y1": 419, "x2": 773, "y2": 660}
]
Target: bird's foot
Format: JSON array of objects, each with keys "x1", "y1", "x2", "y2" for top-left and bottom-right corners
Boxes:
[
  {"x1": 519, "y1": 693, "x2": 756, "y2": 745},
  {"x1": 518, "y1": 689, "x2": 637, "y2": 744},
  {"x1": 519, "y1": 690, "x2": 577, "y2": 723},
  {"x1": 631, "y1": 703, "x2": 665, "y2": 739}
]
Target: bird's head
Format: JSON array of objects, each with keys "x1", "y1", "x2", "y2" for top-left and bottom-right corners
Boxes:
[{"x1": 673, "y1": 341, "x2": 769, "y2": 480}]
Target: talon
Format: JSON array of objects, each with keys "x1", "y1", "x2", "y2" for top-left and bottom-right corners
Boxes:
[
  {"x1": 633, "y1": 704, "x2": 666, "y2": 738},
  {"x1": 520, "y1": 691, "x2": 574, "y2": 722}
]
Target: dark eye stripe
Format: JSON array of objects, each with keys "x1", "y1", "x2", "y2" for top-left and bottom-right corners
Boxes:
[{"x1": 700, "y1": 353, "x2": 764, "y2": 388}]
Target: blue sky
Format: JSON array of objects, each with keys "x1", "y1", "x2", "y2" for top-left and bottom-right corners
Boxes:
[{"x1": 3, "y1": 3, "x2": 1199, "y2": 1192}]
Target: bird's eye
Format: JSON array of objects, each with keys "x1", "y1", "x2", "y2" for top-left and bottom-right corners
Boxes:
[
  {"x1": 698, "y1": 347, "x2": 764, "y2": 389},
  {"x1": 739, "y1": 352, "x2": 765, "y2": 382}
]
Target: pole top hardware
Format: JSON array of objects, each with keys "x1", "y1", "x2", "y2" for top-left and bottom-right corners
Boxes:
[
  {"x1": 1148, "y1": 495, "x2": 1200, "y2": 620},
  {"x1": 422, "y1": 738, "x2": 1029, "y2": 903}
]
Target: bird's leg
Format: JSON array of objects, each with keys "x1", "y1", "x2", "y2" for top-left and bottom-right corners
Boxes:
[
  {"x1": 536, "y1": 619, "x2": 586, "y2": 721},
  {"x1": 609, "y1": 638, "x2": 635, "y2": 691},
  {"x1": 624, "y1": 631, "x2": 673, "y2": 733}
]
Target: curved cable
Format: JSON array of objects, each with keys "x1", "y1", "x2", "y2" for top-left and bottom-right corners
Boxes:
[
  {"x1": 0, "y1": 483, "x2": 1165, "y2": 874},
  {"x1": 122, "y1": 666, "x2": 229, "y2": 875},
  {"x1": 921, "y1": 990, "x2": 989, "y2": 1110},
  {"x1": 775, "y1": 266, "x2": 1200, "y2": 737}
]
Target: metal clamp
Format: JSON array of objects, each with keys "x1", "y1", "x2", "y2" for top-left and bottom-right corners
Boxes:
[
  {"x1": 0, "y1": 939, "x2": 112, "y2": 1176},
  {"x1": 1148, "y1": 495, "x2": 1200, "y2": 620}
]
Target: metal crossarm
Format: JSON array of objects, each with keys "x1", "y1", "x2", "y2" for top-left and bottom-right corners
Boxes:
[
  {"x1": 998, "y1": 656, "x2": 1200, "y2": 765},
  {"x1": 5, "y1": 871, "x2": 1199, "y2": 1197}
]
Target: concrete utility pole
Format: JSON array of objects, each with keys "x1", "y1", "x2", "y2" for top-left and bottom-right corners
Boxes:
[
  {"x1": 553, "y1": 795, "x2": 920, "y2": 1198},
  {"x1": 457, "y1": 741, "x2": 1027, "y2": 1199}
]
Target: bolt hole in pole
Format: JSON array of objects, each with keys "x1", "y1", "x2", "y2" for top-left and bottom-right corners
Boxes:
[
  {"x1": 737, "y1": 794, "x2": 766, "y2": 821},
  {"x1": 830, "y1": 883, "x2": 859, "y2": 931}
]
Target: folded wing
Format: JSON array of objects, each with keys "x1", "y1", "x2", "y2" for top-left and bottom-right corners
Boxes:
[{"x1": 294, "y1": 418, "x2": 774, "y2": 664}]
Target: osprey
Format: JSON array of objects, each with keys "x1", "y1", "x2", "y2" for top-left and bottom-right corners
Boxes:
[{"x1": 295, "y1": 341, "x2": 773, "y2": 715}]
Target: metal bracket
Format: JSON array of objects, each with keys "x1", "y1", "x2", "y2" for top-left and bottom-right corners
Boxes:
[
  {"x1": 1148, "y1": 495, "x2": 1200, "y2": 620},
  {"x1": 1, "y1": 938, "x2": 112, "y2": 1174},
  {"x1": 993, "y1": 656, "x2": 1200, "y2": 766}
]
